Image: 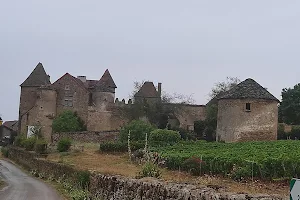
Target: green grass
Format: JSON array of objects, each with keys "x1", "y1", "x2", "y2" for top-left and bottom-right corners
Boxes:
[{"x1": 152, "y1": 140, "x2": 300, "y2": 180}]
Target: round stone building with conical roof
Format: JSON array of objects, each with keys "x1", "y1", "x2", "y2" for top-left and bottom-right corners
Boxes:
[{"x1": 216, "y1": 78, "x2": 280, "y2": 142}]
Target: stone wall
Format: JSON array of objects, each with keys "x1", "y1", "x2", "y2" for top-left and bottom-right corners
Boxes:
[
  {"x1": 7, "y1": 147, "x2": 283, "y2": 200},
  {"x1": 216, "y1": 99, "x2": 278, "y2": 142},
  {"x1": 52, "y1": 131, "x2": 119, "y2": 143}
]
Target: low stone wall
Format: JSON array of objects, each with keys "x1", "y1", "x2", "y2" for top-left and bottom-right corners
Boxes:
[
  {"x1": 52, "y1": 131, "x2": 119, "y2": 143},
  {"x1": 7, "y1": 147, "x2": 285, "y2": 200}
]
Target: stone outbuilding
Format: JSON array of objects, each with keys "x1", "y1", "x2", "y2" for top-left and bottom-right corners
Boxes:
[{"x1": 216, "y1": 78, "x2": 280, "y2": 142}]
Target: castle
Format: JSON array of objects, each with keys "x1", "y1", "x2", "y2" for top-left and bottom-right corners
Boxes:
[{"x1": 18, "y1": 63, "x2": 206, "y2": 142}]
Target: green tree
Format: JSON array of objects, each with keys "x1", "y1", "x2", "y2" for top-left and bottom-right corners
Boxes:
[
  {"x1": 279, "y1": 84, "x2": 300, "y2": 125},
  {"x1": 119, "y1": 120, "x2": 155, "y2": 142},
  {"x1": 52, "y1": 111, "x2": 86, "y2": 133}
]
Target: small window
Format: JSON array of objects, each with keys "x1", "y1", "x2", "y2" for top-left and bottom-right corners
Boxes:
[
  {"x1": 65, "y1": 85, "x2": 70, "y2": 90},
  {"x1": 246, "y1": 103, "x2": 251, "y2": 112},
  {"x1": 64, "y1": 98, "x2": 73, "y2": 107}
]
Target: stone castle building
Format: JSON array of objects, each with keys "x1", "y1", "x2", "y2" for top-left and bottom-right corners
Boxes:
[
  {"x1": 216, "y1": 78, "x2": 279, "y2": 142},
  {"x1": 18, "y1": 63, "x2": 206, "y2": 141}
]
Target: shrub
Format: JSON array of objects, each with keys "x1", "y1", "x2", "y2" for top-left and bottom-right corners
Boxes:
[
  {"x1": 277, "y1": 124, "x2": 286, "y2": 140},
  {"x1": 34, "y1": 139, "x2": 48, "y2": 154},
  {"x1": 14, "y1": 134, "x2": 26, "y2": 147},
  {"x1": 100, "y1": 141, "x2": 144, "y2": 152},
  {"x1": 149, "y1": 129, "x2": 181, "y2": 145},
  {"x1": 57, "y1": 138, "x2": 72, "y2": 152},
  {"x1": 120, "y1": 120, "x2": 155, "y2": 142},
  {"x1": 290, "y1": 125, "x2": 300, "y2": 139},
  {"x1": 1, "y1": 147, "x2": 9, "y2": 158},
  {"x1": 137, "y1": 162, "x2": 161, "y2": 178},
  {"x1": 22, "y1": 137, "x2": 37, "y2": 151},
  {"x1": 182, "y1": 156, "x2": 205, "y2": 176},
  {"x1": 52, "y1": 110, "x2": 86, "y2": 133},
  {"x1": 171, "y1": 127, "x2": 196, "y2": 141},
  {"x1": 76, "y1": 171, "x2": 90, "y2": 189}
]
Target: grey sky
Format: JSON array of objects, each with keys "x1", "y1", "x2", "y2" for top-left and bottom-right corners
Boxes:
[{"x1": 1, "y1": 1, "x2": 300, "y2": 121}]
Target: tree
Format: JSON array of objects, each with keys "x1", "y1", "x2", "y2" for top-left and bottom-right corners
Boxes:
[
  {"x1": 52, "y1": 111, "x2": 87, "y2": 133},
  {"x1": 279, "y1": 84, "x2": 300, "y2": 125},
  {"x1": 209, "y1": 77, "x2": 240, "y2": 99}
]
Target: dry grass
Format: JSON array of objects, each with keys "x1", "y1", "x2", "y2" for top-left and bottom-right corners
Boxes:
[{"x1": 46, "y1": 142, "x2": 289, "y2": 197}]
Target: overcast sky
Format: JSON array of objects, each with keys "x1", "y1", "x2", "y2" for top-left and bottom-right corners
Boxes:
[{"x1": 1, "y1": 1, "x2": 300, "y2": 121}]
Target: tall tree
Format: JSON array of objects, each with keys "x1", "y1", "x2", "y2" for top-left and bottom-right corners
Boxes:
[{"x1": 279, "y1": 84, "x2": 300, "y2": 125}]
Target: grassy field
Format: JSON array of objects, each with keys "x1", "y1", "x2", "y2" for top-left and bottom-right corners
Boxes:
[
  {"x1": 153, "y1": 140, "x2": 300, "y2": 181},
  {"x1": 46, "y1": 142, "x2": 289, "y2": 196}
]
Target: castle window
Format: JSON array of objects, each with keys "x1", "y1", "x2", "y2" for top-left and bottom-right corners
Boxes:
[
  {"x1": 64, "y1": 97, "x2": 73, "y2": 107},
  {"x1": 246, "y1": 103, "x2": 251, "y2": 112},
  {"x1": 65, "y1": 85, "x2": 70, "y2": 90}
]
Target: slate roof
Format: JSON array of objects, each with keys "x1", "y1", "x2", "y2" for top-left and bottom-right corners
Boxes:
[
  {"x1": 134, "y1": 82, "x2": 159, "y2": 98},
  {"x1": 218, "y1": 78, "x2": 279, "y2": 102},
  {"x1": 21, "y1": 63, "x2": 51, "y2": 87},
  {"x1": 2, "y1": 120, "x2": 18, "y2": 132},
  {"x1": 94, "y1": 69, "x2": 117, "y2": 92}
]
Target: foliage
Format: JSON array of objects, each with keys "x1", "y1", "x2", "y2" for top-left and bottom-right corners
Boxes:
[
  {"x1": 209, "y1": 77, "x2": 240, "y2": 99},
  {"x1": 194, "y1": 120, "x2": 206, "y2": 139},
  {"x1": 52, "y1": 110, "x2": 86, "y2": 133},
  {"x1": 171, "y1": 127, "x2": 196, "y2": 140},
  {"x1": 22, "y1": 137, "x2": 37, "y2": 151},
  {"x1": 120, "y1": 120, "x2": 155, "y2": 142},
  {"x1": 100, "y1": 141, "x2": 144, "y2": 152},
  {"x1": 277, "y1": 124, "x2": 286, "y2": 140},
  {"x1": 34, "y1": 139, "x2": 48, "y2": 154},
  {"x1": 279, "y1": 84, "x2": 300, "y2": 125},
  {"x1": 57, "y1": 138, "x2": 72, "y2": 152},
  {"x1": 204, "y1": 104, "x2": 218, "y2": 141},
  {"x1": 76, "y1": 171, "x2": 90, "y2": 189},
  {"x1": 14, "y1": 134, "x2": 26, "y2": 147},
  {"x1": 137, "y1": 162, "x2": 161, "y2": 178},
  {"x1": 149, "y1": 129, "x2": 181, "y2": 145},
  {"x1": 1, "y1": 147, "x2": 9, "y2": 158},
  {"x1": 289, "y1": 126, "x2": 300, "y2": 140},
  {"x1": 153, "y1": 140, "x2": 300, "y2": 180},
  {"x1": 182, "y1": 156, "x2": 205, "y2": 176}
]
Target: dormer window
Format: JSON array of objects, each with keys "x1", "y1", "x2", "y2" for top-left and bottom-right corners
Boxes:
[{"x1": 246, "y1": 103, "x2": 251, "y2": 112}]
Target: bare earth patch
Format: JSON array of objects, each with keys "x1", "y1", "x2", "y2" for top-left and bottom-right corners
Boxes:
[{"x1": 46, "y1": 143, "x2": 289, "y2": 197}]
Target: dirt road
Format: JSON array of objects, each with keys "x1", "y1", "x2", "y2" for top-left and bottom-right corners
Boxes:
[{"x1": 0, "y1": 159, "x2": 62, "y2": 200}]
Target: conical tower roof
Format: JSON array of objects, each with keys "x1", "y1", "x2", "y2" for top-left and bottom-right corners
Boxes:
[
  {"x1": 94, "y1": 69, "x2": 117, "y2": 92},
  {"x1": 21, "y1": 63, "x2": 51, "y2": 87},
  {"x1": 218, "y1": 78, "x2": 279, "y2": 102},
  {"x1": 134, "y1": 82, "x2": 159, "y2": 98}
]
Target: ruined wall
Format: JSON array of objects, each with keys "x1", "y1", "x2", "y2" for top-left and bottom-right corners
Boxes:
[
  {"x1": 216, "y1": 99, "x2": 278, "y2": 142},
  {"x1": 52, "y1": 131, "x2": 119, "y2": 143},
  {"x1": 174, "y1": 104, "x2": 206, "y2": 131},
  {"x1": 87, "y1": 105, "x2": 128, "y2": 132},
  {"x1": 7, "y1": 147, "x2": 283, "y2": 200},
  {"x1": 92, "y1": 91, "x2": 115, "y2": 110},
  {"x1": 19, "y1": 87, "x2": 39, "y2": 134},
  {"x1": 52, "y1": 75, "x2": 90, "y2": 124}
]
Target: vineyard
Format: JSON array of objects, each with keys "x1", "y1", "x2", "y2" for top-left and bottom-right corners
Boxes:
[{"x1": 152, "y1": 140, "x2": 300, "y2": 180}]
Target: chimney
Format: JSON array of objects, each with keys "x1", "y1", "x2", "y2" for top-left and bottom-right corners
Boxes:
[
  {"x1": 158, "y1": 82, "x2": 162, "y2": 97},
  {"x1": 77, "y1": 76, "x2": 87, "y2": 83}
]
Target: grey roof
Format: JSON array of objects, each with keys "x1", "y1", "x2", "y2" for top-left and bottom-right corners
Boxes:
[
  {"x1": 218, "y1": 78, "x2": 279, "y2": 102},
  {"x1": 21, "y1": 63, "x2": 51, "y2": 87},
  {"x1": 94, "y1": 69, "x2": 117, "y2": 92},
  {"x1": 134, "y1": 82, "x2": 159, "y2": 98}
]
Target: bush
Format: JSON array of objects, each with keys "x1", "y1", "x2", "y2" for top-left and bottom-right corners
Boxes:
[
  {"x1": 100, "y1": 141, "x2": 144, "y2": 152},
  {"x1": 57, "y1": 138, "x2": 72, "y2": 152},
  {"x1": 52, "y1": 111, "x2": 86, "y2": 133},
  {"x1": 277, "y1": 124, "x2": 286, "y2": 140},
  {"x1": 22, "y1": 137, "x2": 37, "y2": 151},
  {"x1": 76, "y1": 171, "x2": 90, "y2": 189},
  {"x1": 120, "y1": 120, "x2": 156, "y2": 142},
  {"x1": 149, "y1": 129, "x2": 181, "y2": 145},
  {"x1": 14, "y1": 134, "x2": 26, "y2": 147},
  {"x1": 290, "y1": 126, "x2": 300, "y2": 139},
  {"x1": 1, "y1": 147, "x2": 9, "y2": 158},
  {"x1": 194, "y1": 120, "x2": 206, "y2": 139},
  {"x1": 137, "y1": 162, "x2": 161, "y2": 178},
  {"x1": 34, "y1": 139, "x2": 48, "y2": 154},
  {"x1": 182, "y1": 156, "x2": 205, "y2": 176}
]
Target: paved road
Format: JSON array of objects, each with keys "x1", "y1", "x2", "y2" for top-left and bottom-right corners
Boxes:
[{"x1": 0, "y1": 160, "x2": 62, "y2": 200}]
